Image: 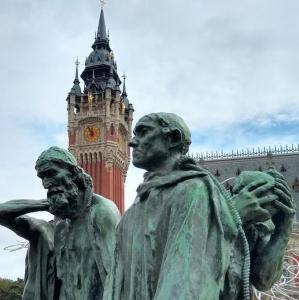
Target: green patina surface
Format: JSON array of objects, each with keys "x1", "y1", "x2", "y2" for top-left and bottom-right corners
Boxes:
[
  {"x1": 104, "y1": 112, "x2": 295, "y2": 300},
  {"x1": 0, "y1": 114, "x2": 295, "y2": 300},
  {"x1": 0, "y1": 147, "x2": 120, "y2": 300}
]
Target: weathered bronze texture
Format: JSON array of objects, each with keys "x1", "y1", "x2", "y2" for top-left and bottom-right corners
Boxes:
[
  {"x1": 0, "y1": 147, "x2": 120, "y2": 300},
  {"x1": 104, "y1": 112, "x2": 295, "y2": 300}
]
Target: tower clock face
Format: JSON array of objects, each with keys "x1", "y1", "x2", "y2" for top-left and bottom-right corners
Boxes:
[{"x1": 83, "y1": 125, "x2": 100, "y2": 143}]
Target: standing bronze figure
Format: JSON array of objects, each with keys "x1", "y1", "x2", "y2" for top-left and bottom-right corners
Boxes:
[
  {"x1": 104, "y1": 112, "x2": 295, "y2": 300},
  {"x1": 0, "y1": 147, "x2": 120, "y2": 300}
]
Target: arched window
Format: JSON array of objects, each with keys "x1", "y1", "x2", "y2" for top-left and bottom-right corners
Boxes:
[
  {"x1": 110, "y1": 124, "x2": 115, "y2": 135},
  {"x1": 80, "y1": 153, "x2": 83, "y2": 166}
]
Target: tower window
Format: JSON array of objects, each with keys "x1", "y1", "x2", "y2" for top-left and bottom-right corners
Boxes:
[
  {"x1": 74, "y1": 105, "x2": 80, "y2": 114},
  {"x1": 293, "y1": 177, "x2": 299, "y2": 192},
  {"x1": 110, "y1": 101, "x2": 115, "y2": 115},
  {"x1": 110, "y1": 124, "x2": 115, "y2": 135},
  {"x1": 214, "y1": 169, "x2": 220, "y2": 177}
]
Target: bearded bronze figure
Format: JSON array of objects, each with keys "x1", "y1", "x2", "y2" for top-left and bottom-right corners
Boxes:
[{"x1": 0, "y1": 147, "x2": 120, "y2": 300}]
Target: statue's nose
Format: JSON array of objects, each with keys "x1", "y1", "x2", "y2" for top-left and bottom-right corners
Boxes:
[
  {"x1": 128, "y1": 137, "x2": 138, "y2": 148},
  {"x1": 43, "y1": 179, "x2": 52, "y2": 189}
]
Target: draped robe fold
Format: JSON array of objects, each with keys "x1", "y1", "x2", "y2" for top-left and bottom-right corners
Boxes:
[
  {"x1": 13, "y1": 195, "x2": 119, "y2": 300},
  {"x1": 104, "y1": 166, "x2": 243, "y2": 300}
]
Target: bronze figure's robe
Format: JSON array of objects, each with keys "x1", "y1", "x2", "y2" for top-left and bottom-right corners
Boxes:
[
  {"x1": 6, "y1": 195, "x2": 119, "y2": 300},
  {"x1": 104, "y1": 165, "x2": 243, "y2": 300}
]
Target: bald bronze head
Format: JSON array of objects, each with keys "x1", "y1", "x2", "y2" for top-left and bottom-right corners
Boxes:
[{"x1": 129, "y1": 113, "x2": 191, "y2": 171}]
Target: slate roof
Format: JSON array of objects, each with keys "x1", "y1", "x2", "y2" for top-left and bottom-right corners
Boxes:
[{"x1": 81, "y1": 9, "x2": 121, "y2": 93}]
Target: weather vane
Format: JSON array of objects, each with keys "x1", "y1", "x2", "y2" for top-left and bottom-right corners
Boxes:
[
  {"x1": 100, "y1": 0, "x2": 106, "y2": 9},
  {"x1": 122, "y1": 73, "x2": 126, "y2": 81}
]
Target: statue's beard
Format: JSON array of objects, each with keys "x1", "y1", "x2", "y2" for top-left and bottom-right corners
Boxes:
[{"x1": 47, "y1": 180, "x2": 81, "y2": 219}]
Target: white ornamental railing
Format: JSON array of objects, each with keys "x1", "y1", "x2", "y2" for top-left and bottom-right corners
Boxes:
[
  {"x1": 190, "y1": 144, "x2": 299, "y2": 161},
  {"x1": 254, "y1": 245, "x2": 299, "y2": 300}
]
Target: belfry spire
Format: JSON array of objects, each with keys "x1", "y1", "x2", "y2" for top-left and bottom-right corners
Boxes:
[
  {"x1": 82, "y1": 3, "x2": 119, "y2": 92},
  {"x1": 66, "y1": 0, "x2": 134, "y2": 215},
  {"x1": 97, "y1": 9, "x2": 107, "y2": 40}
]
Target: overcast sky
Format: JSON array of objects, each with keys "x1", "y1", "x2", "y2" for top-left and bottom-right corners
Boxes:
[{"x1": 0, "y1": 0, "x2": 299, "y2": 280}]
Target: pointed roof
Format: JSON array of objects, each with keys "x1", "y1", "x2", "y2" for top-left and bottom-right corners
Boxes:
[
  {"x1": 121, "y1": 74, "x2": 130, "y2": 108},
  {"x1": 73, "y1": 58, "x2": 80, "y2": 85},
  {"x1": 122, "y1": 74, "x2": 127, "y2": 97},
  {"x1": 92, "y1": 8, "x2": 110, "y2": 50},
  {"x1": 92, "y1": 70, "x2": 96, "y2": 84},
  {"x1": 81, "y1": 7, "x2": 120, "y2": 92},
  {"x1": 70, "y1": 59, "x2": 82, "y2": 96},
  {"x1": 97, "y1": 9, "x2": 107, "y2": 40}
]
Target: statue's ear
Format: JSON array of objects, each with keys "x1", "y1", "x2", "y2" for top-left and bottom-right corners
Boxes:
[
  {"x1": 72, "y1": 166, "x2": 85, "y2": 189},
  {"x1": 168, "y1": 129, "x2": 183, "y2": 150},
  {"x1": 73, "y1": 166, "x2": 93, "y2": 190}
]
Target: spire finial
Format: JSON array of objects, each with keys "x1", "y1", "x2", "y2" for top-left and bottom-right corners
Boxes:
[
  {"x1": 100, "y1": 0, "x2": 106, "y2": 9},
  {"x1": 74, "y1": 58, "x2": 80, "y2": 84},
  {"x1": 96, "y1": 2, "x2": 108, "y2": 40},
  {"x1": 70, "y1": 58, "x2": 82, "y2": 96},
  {"x1": 122, "y1": 73, "x2": 127, "y2": 97},
  {"x1": 122, "y1": 73, "x2": 127, "y2": 88},
  {"x1": 92, "y1": 69, "x2": 96, "y2": 84}
]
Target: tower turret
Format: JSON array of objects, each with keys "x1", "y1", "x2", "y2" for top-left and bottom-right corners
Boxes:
[
  {"x1": 70, "y1": 58, "x2": 82, "y2": 97},
  {"x1": 81, "y1": 8, "x2": 120, "y2": 94},
  {"x1": 66, "y1": 6, "x2": 134, "y2": 214}
]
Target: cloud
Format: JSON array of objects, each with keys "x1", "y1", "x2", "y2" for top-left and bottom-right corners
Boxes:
[{"x1": 190, "y1": 122, "x2": 299, "y2": 155}]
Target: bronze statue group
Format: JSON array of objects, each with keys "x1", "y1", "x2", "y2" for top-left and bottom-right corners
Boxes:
[{"x1": 0, "y1": 113, "x2": 295, "y2": 300}]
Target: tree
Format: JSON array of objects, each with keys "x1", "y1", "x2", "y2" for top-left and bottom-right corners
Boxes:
[{"x1": 0, "y1": 277, "x2": 24, "y2": 300}]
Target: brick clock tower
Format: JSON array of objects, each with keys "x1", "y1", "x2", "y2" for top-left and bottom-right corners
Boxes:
[{"x1": 66, "y1": 8, "x2": 134, "y2": 214}]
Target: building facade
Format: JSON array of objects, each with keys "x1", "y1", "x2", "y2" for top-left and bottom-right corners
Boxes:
[
  {"x1": 194, "y1": 145, "x2": 299, "y2": 220},
  {"x1": 66, "y1": 8, "x2": 133, "y2": 214}
]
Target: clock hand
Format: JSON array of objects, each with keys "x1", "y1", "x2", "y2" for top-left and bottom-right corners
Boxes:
[{"x1": 88, "y1": 126, "x2": 95, "y2": 137}]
